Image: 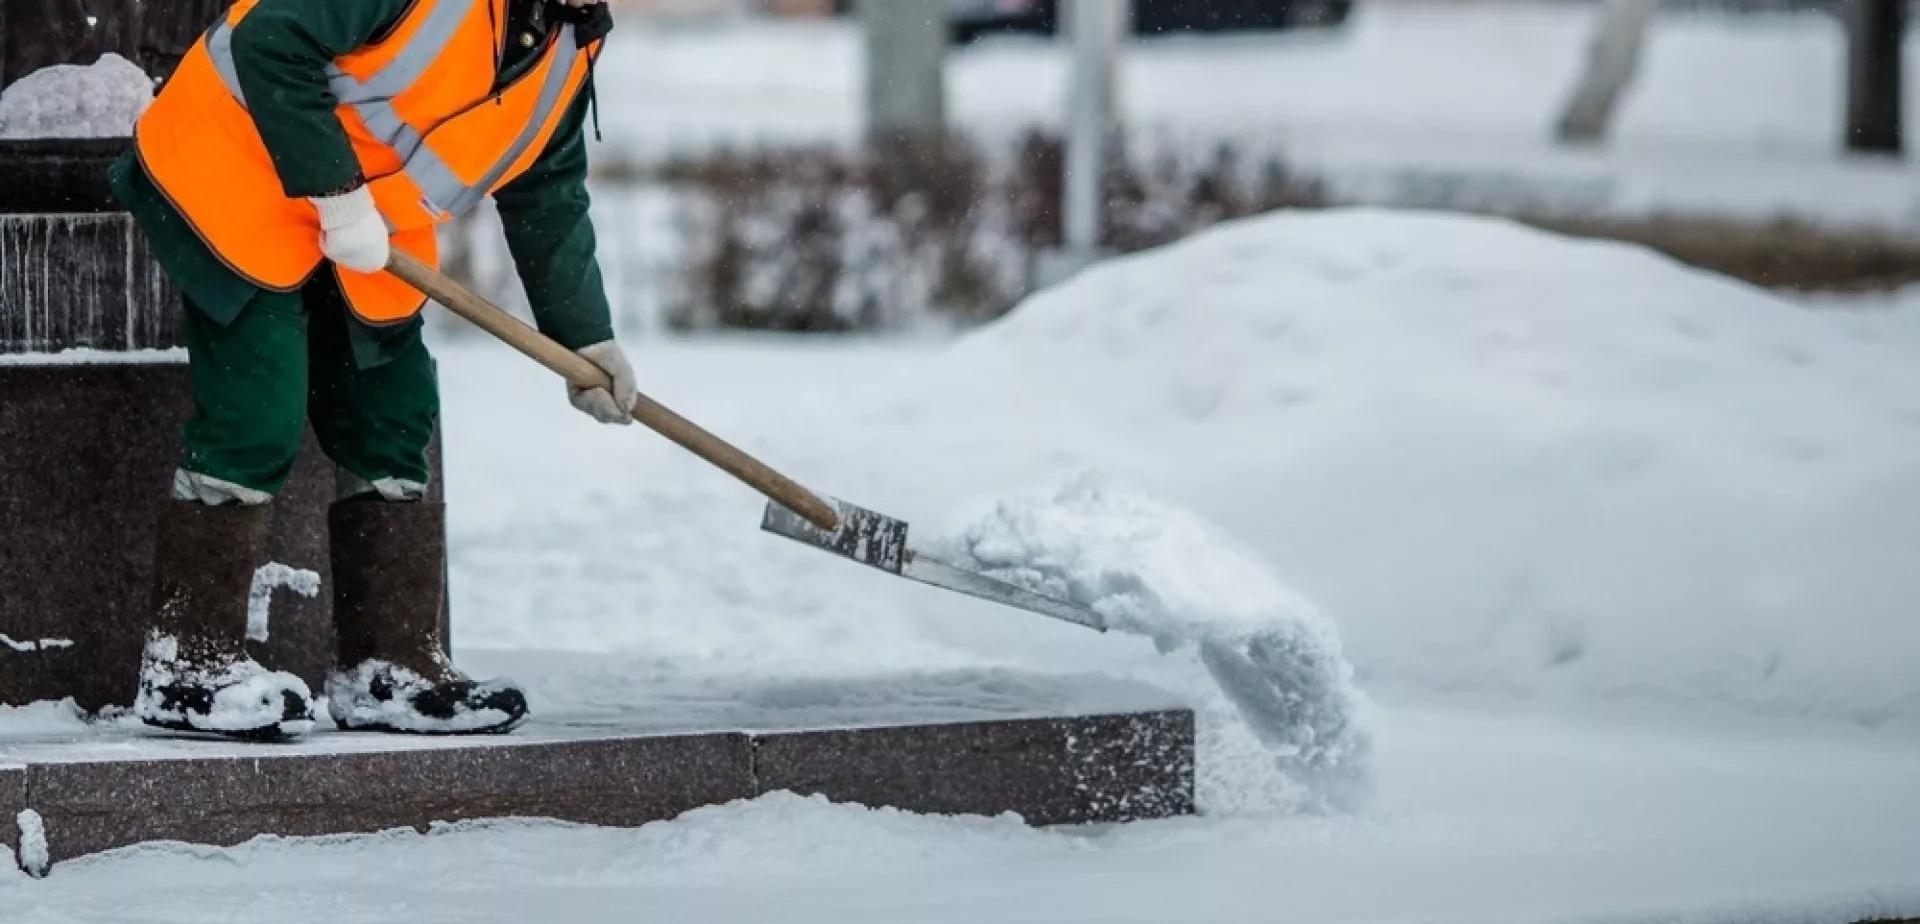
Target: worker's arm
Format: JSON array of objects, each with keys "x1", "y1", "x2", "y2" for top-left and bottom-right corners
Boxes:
[
  {"x1": 493, "y1": 93, "x2": 616, "y2": 352},
  {"x1": 228, "y1": 0, "x2": 411, "y2": 198}
]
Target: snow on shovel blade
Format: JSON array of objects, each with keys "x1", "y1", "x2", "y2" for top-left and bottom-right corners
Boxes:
[{"x1": 760, "y1": 498, "x2": 1108, "y2": 633}]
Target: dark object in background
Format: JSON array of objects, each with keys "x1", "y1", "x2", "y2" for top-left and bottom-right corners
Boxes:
[
  {"x1": 1131, "y1": 0, "x2": 1352, "y2": 33},
  {"x1": 944, "y1": 0, "x2": 1056, "y2": 44},
  {"x1": 0, "y1": 137, "x2": 124, "y2": 211},
  {"x1": 136, "y1": 0, "x2": 230, "y2": 85},
  {"x1": 837, "y1": 0, "x2": 1351, "y2": 45},
  {"x1": 1845, "y1": 0, "x2": 1904, "y2": 153},
  {"x1": 1, "y1": 0, "x2": 135, "y2": 87},
  {"x1": 1, "y1": 0, "x2": 224, "y2": 91}
]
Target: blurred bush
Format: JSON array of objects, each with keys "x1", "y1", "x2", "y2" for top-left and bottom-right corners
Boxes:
[
  {"x1": 435, "y1": 126, "x2": 1920, "y2": 336},
  {"x1": 656, "y1": 131, "x2": 1326, "y2": 332}
]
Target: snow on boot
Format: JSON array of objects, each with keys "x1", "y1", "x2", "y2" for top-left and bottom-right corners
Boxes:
[
  {"x1": 134, "y1": 501, "x2": 316, "y2": 741},
  {"x1": 325, "y1": 499, "x2": 528, "y2": 735}
]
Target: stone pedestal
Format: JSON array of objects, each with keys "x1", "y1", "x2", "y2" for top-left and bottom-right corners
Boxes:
[
  {"x1": 0, "y1": 365, "x2": 340, "y2": 710},
  {"x1": 0, "y1": 140, "x2": 173, "y2": 350},
  {"x1": 0, "y1": 138, "x2": 435, "y2": 710}
]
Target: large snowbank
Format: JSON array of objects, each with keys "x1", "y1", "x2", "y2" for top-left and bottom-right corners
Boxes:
[
  {"x1": 901, "y1": 208, "x2": 1920, "y2": 730},
  {"x1": 0, "y1": 54, "x2": 152, "y2": 139}
]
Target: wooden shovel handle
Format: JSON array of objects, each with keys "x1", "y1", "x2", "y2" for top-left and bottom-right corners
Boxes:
[{"x1": 386, "y1": 250, "x2": 841, "y2": 532}]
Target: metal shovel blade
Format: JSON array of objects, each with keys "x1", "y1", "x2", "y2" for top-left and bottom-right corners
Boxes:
[{"x1": 760, "y1": 497, "x2": 1108, "y2": 633}]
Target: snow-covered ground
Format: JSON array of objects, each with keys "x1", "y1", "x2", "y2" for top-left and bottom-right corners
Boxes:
[
  {"x1": 590, "y1": 0, "x2": 1920, "y2": 229},
  {"x1": 7, "y1": 209, "x2": 1919, "y2": 921},
  {"x1": 8, "y1": 702, "x2": 1918, "y2": 923}
]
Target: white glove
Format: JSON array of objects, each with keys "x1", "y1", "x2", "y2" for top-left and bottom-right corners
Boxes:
[
  {"x1": 309, "y1": 186, "x2": 390, "y2": 274},
  {"x1": 569, "y1": 340, "x2": 638, "y2": 425}
]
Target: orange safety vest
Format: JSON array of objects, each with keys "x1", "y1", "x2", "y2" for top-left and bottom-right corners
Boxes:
[{"x1": 135, "y1": 0, "x2": 601, "y2": 324}]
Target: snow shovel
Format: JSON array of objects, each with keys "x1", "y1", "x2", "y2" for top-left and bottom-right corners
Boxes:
[{"x1": 386, "y1": 252, "x2": 1107, "y2": 633}]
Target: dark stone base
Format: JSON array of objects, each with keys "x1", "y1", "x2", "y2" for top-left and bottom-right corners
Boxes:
[
  {"x1": 1, "y1": 765, "x2": 22, "y2": 860},
  {"x1": 0, "y1": 361, "x2": 441, "y2": 710},
  {"x1": 6, "y1": 710, "x2": 1195, "y2": 871},
  {"x1": 0, "y1": 139, "x2": 129, "y2": 215}
]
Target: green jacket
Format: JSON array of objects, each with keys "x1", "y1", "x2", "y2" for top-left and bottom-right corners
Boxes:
[{"x1": 110, "y1": 0, "x2": 613, "y2": 368}]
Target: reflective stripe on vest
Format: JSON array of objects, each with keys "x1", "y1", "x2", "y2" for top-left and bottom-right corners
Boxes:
[{"x1": 202, "y1": 11, "x2": 581, "y2": 220}]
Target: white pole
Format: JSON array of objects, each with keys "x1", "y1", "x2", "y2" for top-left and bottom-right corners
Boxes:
[
  {"x1": 1554, "y1": 0, "x2": 1656, "y2": 145},
  {"x1": 1063, "y1": 0, "x2": 1125, "y2": 264}
]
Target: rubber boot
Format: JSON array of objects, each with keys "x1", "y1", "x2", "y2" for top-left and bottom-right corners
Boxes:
[
  {"x1": 325, "y1": 499, "x2": 528, "y2": 734},
  {"x1": 134, "y1": 501, "x2": 317, "y2": 740}
]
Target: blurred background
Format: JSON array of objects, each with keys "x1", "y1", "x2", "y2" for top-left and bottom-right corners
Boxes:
[
  {"x1": 470, "y1": 0, "x2": 1920, "y2": 336},
  {"x1": 7, "y1": 0, "x2": 1918, "y2": 333}
]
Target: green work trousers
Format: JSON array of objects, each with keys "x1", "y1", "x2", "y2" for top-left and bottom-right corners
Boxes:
[{"x1": 179, "y1": 274, "x2": 439, "y2": 497}]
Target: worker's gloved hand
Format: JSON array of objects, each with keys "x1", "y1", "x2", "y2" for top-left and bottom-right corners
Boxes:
[
  {"x1": 568, "y1": 339, "x2": 638, "y2": 425},
  {"x1": 309, "y1": 185, "x2": 390, "y2": 274}
]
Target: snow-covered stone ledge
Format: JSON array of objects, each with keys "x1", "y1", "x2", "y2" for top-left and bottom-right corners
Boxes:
[{"x1": 2, "y1": 708, "x2": 1195, "y2": 873}]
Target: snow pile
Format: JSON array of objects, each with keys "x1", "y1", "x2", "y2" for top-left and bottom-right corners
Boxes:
[
  {"x1": 0, "y1": 698, "x2": 88, "y2": 735},
  {"x1": 0, "y1": 54, "x2": 153, "y2": 139},
  {"x1": 16, "y1": 810, "x2": 49, "y2": 878},
  {"x1": 247, "y1": 563, "x2": 322, "y2": 644},
  {"x1": 937, "y1": 475, "x2": 1370, "y2": 783},
  {"x1": 894, "y1": 208, "x2": 1920, "y2": 728}
]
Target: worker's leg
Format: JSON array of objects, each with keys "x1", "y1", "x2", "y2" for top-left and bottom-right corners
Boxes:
[
  {"x1": 304, "y1": 279, "x2": 528, "y2": 735},
  {"x1": 303, "y1": 277, "x2": 439, "y2": 502},
  {"x1": 136, "y1": 292, "x2": 317, "y2": 740},
  {"x1": 175, "y1": 289, "x2": 313, "y2": 501}
]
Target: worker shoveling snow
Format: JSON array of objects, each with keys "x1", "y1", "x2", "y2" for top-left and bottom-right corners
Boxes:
[
  {"x1": 380, "y1": 238, "x2": 1378, "y2": 808},
  {"x1": 933, "y1": 474, "x2": 1372, "y2": 788}
]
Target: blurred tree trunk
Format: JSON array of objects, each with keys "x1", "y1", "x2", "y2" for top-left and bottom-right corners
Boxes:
[
  {"x1": 1555, "y1": 0, "x2": 1657, "y2": 146},
  {"x1": 1845, "y1": 0, "x2": 1904, "y2": 154}
]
